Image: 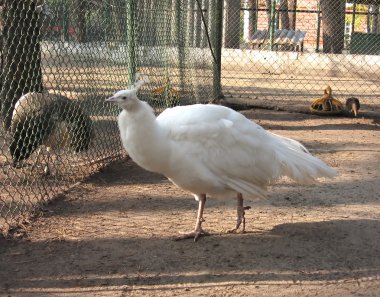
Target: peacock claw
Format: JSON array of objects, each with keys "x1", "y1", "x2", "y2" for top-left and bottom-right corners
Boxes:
[
  {"x1": 228, "y1": 200, "x2": 251, "y2": 234},
  {"x1": 175, "y1": 219, "x2": 209, "y2": 242},
  {"x1": 175, "y1": 229, "x2": 209, "y2": 242},
  {"x1": 227, "y1": 219, "x2": 246, "y2": 234}
]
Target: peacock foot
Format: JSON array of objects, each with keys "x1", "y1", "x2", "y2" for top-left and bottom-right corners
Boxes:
[
  {"x1": 175, "y1": 229, "x2": 209, "y2": 242},
  {"x1": 175, "y1": 218, "x2": 209, "y2": 242},
  {"x1": 227, "y1": 206, "x2": 251, "y2": 234}
]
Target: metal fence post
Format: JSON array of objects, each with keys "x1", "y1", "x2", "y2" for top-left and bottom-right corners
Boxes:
[
  {"x1": 175, "y1": 0, "x2": 185, "y2": 95},
  {"x1": 127, "y1": 0, "x2": 137, "y2": 85},
  {"x1": 269, "y1": 0, "x2": 276, "y2": 50},
  {"x1": 316, "y1": 0, "x2": 321, "y2": 52},
  {"x1": 211, "y1": 0, "x2": 223, "y2": 99},
  {"x1": 351, "y1": 1, "x2": 357, "y2": 34},
  {"x1": 62, "y1": 1, "x2": 69, "y2": 42}
]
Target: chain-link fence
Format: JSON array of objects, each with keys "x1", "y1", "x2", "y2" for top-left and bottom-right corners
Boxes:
[
  {"x1": 0, "y1": 0, "x2": 214, "y2": 235},
  {"x1": 222, "y1": 0, "x2": 380, "y2": 114}
]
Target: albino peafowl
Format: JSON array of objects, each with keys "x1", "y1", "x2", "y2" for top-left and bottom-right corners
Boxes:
[
  {"x1": 106, "y1": 79, "x2": 336, "y2": 241},
  {"x1": 10, "y1": 92, "x2": 93, "y2": 174}
]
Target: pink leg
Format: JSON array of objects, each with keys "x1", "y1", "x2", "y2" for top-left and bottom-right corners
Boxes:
[
  {"x1": 228, "y1": 193, "x2": 251, "y2": 233},
  {"x1": 175, "y1": 194, "x2": 209, "y2": 242}
]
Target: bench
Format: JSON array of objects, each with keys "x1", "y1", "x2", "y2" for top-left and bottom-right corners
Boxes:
[{"x1": 250, "y1": 29, "x2": 306, "y2": 52}]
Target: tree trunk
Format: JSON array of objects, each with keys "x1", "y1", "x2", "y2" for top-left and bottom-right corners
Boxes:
[
  {"x1": 144, "y1": 0, "x2": 156, "y2": 46},
  {"x1": 1, "y1": 0, "x2": 43, "y2": 129},
  {"x1": 279, "y1": 0, "x2": 289, "y2": 29},
  {"x1": 194, "y1": 0, "x2": 202, "y2": 47},
  {"x1": 76, "y1": 0, "x2": 86, "y2": 42},
  {"x1": 370, "y1": 4, "x2": 379, "y2": 33},
  {"x1": 320, "y1": 0, "x2": 346, "y2": 54},
  {"x1": 289, "y1": 0, "x2": 297, "y2": 30},
  {"x1": 224, "y1": 0, "x2": 240, "y2": 48},
  {"x1": 211, "y1": 0, "x2": 223, "y2": 99},
  {"x1": 111, "y1": 0, "x2": 126, "y2": 43},
  {"x1": 266, "y1": 0, "x2": 271, "y2": 28},
  {"x1": 248, "y1": 0, "x2": 258, "y2": 39},
  {"x1": 200, "y1": 0, "x2": 209, "y2": 48}
]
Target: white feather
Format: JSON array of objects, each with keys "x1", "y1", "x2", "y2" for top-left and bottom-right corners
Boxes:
[{"x1": 111, "y1": 91, "x2": 336, "y2": 202}]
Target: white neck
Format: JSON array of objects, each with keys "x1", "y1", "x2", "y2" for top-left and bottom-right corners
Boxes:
[{"x1": 118, "y1": 100, "x2": 170, "y2": 173}]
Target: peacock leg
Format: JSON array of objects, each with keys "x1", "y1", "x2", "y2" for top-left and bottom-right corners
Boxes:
[
  {"x1": 228, "y1": 193, "x2": 251, "y2": 233},
  {"x1": 30, "y1": 147, "x2": 43, "y2": 172},
  {"x1": 43, "y1": 147, "x2": 52, "y2": 175},
  {"x1": 175, "y1": 194, "x2": 209, "y2": 242}
]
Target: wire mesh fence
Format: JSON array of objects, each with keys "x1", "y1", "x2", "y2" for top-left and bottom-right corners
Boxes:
[
  {"x1": 0, "y1": 0, "x2": 214, "y2": 235},
  {"x1": 221, "y1": 0, "x2": 380, "y2": 115}
]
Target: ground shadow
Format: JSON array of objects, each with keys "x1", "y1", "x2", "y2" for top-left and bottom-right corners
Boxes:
[{"x1": 1, "y1": 219, "x2": 379, "y2": 292}]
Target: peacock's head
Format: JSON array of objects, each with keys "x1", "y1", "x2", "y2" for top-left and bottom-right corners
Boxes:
[
  {"x1": 106, "y1": 74, "x2": 149, "y2": 111},
  {"x1": 106, "y1": 89, "x2": 139, "y2": 110}
]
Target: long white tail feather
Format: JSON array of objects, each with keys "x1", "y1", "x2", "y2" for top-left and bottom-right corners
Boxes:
[
  {"x1": 273, "y1": 134, "x2": 336, "y2": 183},
  {"x1": 226, "y1": 178, "x2": 268, "y2": 200}
]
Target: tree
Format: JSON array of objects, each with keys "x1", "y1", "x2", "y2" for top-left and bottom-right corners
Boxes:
[
  {"x1": 266, "y1": 0, "x2": 272, "y2": 27},
  {"x1": 194, "y1": 0, "x2": 202, "y2": 47},
  {"x1": 0, "y1": 0, "x2": 44, "y2": 129},
  {"x1": 369, "y1": 4, "x2": 379, "y2": 33},
  {"x1": 289, "y1": 0, "x2": 297, "y2": 30},
  {"x1": 75, "y1": 0, "x2": 86, "y2": 42},
  {"x1": 279, "y1": 0, "x2": 290, "y2": 29},
  {"x1": 320, "y1": 0, "x2": 346, "y2": 54},
  {"x1": 248, "y1": 0, "x2": 258, "y2": 38},
  {"x1": 224, "y1": 0, "x2": 240, "y2": 48}
]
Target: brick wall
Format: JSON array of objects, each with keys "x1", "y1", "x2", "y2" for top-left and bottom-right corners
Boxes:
[{"x1": 246, "y1": 0, "x2": 373, "y2": 50}]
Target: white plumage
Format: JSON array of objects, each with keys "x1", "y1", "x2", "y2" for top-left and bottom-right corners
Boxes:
[{"x1": 107, "y1": 80, "x2": 336, "y2": 241}]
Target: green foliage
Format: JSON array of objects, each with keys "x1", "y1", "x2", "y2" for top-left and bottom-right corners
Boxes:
[{"x1": 346, "y1": 4, "x2": 369, "y2": 32}]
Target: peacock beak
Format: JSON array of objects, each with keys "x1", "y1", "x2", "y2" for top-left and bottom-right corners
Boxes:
[{"x1": 105, "y1": 96, "x2": 117, "y2": 102}]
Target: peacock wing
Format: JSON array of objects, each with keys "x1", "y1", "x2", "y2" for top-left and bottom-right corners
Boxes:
[
  {"x1": 158, "y1": 104, "x2": 283, "y2": 199},
  {"x1": 158, "y1": 104, "x2": 335, "y2": 200}
]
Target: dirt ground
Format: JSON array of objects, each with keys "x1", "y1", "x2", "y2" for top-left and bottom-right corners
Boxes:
[{"x1": 1, "y1": 109, "x2": 380, "y2": 297}]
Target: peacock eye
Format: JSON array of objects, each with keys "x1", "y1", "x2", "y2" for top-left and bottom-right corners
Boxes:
[{"x1": 122, "y1": 96, "x2": 127, "y2": 100}]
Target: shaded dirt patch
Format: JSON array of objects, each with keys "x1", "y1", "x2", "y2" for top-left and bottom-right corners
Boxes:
[{"x1": 1, "y1": 110, "x2": 380, "y2": 297}]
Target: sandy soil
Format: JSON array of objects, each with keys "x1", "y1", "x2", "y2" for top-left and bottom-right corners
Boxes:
[{"x1": 1, "y1": 109, "x2": 380, "y2": 297}]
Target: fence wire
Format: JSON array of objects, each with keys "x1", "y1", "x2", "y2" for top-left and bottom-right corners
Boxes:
[
  {"x1": 0, "y1": 0, "x2": 214, "y2": 235},
  {"x1": 222, "y1": 0, "x2": 380, "y2": 114}
]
